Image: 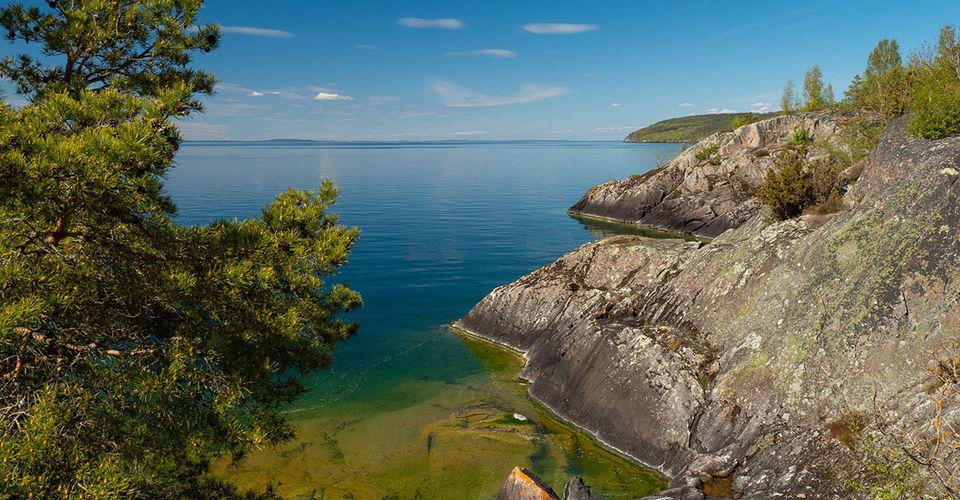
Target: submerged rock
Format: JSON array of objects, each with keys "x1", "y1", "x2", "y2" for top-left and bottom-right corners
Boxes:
[
  {"x1": 563, "y1": 476, "x2": 594, "y2": 499},
  {"x1": 496, "y1": 466, "x2": 560, "y2": 500},
  {"x1": 460, "y1": 114, "x2": 960, "y2": 498},
  {"x1": 569, "y1": 110, "x2": 876, "y2": 238}
]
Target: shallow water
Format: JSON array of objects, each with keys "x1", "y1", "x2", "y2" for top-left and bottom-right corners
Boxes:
[{"x1": 167, "y1": 140, "x2": 684, "y2": 499}]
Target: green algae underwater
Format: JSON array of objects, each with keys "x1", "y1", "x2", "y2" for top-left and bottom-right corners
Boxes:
[
  {"x1": 212, "y1": 329, "x2": 665, "y2": 499},
  {"x1": 167, "y1": 140, "x2": 687, "y2": 499}
]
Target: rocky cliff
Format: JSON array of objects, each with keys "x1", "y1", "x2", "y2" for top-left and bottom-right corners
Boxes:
[
  {"x1": 459, "y1": 114, "x2": 960, "y2": 498},
  {"x1": 573, "y1": 111, "x2": 873, "y2": 238}
]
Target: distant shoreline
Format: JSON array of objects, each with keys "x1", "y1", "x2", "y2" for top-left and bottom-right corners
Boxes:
[{"x1": 180, "y1": 139, "x2": 673, "y2": 145}]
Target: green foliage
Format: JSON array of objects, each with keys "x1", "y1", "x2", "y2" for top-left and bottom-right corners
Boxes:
[
  {"x1": 0, "y1": 0, "x2": 219, "y2": 109},
  {"x1": 790, "y1": 127, "x2": 813, "y2": 145},
  {"x1": 781, "y1": 79, "x2": 798, "y2": 113},
  {"x1": 780, "y1": 68, "x2": 837, "y2": 113},
  {"x1": 756, "y1": 148, "x2": 815, "y2": 220},
  {"x1": 802, "y1": 66, "x2": 832, "y2": 111},
  {"x1": 731, "y1": 112, "x2": 761, "y2": 128},
  {"x1": 845, "y1": 39, "x2": 910, "y2": 118},
  {"x1": 756, "y1": 145, "x2": 847, "y2": 220},
  {"x1": 694, "y1": 143, "x2": 721, "y2": 166},
  {"x1": 624, "y1": 112, "x2": 775, "y2": 143},
  {"x1": 907, "y1": 26, "x2": 960, "y2": 139},
  {"x1": 839, "y1": 26, "x2": 960, "y2": 139},
  {"x1": 0, "y1": 1, "x2": 360, "y2": 497}
]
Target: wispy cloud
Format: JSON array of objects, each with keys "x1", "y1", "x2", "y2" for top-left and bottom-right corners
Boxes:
[
  {"x1": 705, "y1": 108, "x2": 736, "y2": 114},
  {"x1": 521, "y1": 23, "x2": 597, "y2": 35},
  {"x1": 431, "y1": 80, "x2": 567, "y2": 107},
  {"x1": 356, "y1": 44, "x2": 379, "y2": 49},
  {"x1": 679, "y1": 102, "x2": 693, "y2": 107},
  {"x1": 594, "y1": 126, "x2": 636, "y2": 131},
  {"x1": 219, "y1": 25, "x2": 294, "y2": 38},
  {"x1": 453, "y1": 130, "x2": 486, "y2": 136},
  {"x1": 398, "y1": 17, "x2": 465, "y2": 30},
  {"x1": 445, "y1": 49, "x2": 516, "y2": 58},
  {"x1": 367, "y1": 95, "x2": 400, "y2": 104},
  {"x1": 218, "y1": 83, "x2": 354, "y2": 101},
  {"x1": 611, "y1": 102, "x2": 621, "y2": 107},
  {"x1": 314, "y1": 92, "x2": 354, "y2": 101},
  {"x1": 751, "y1": 101, "x2": 773, "y2": 112}
]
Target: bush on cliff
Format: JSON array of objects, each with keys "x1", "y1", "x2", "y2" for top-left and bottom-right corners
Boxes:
[
  {"x1": 756, "y1": 148, "x2": 815, "y2": 220},
  {"x1": 757, "y1": 144, "x2": 849, "y2": 220},
  {"x1": 694, "y1": 144, "x2": 721, "y2": 165},
  {"x1": 0, "y1": 1, "x2": 360, "y2": 496}
]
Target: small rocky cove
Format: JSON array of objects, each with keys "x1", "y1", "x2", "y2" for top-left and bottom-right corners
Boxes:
[{"x1": 459, "y1": 111, "x2": 960, "y2": 498}]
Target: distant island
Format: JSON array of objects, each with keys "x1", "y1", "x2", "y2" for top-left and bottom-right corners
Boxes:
[{"x1": 623, "y1": 112, "x2": 776, "y2": 143}]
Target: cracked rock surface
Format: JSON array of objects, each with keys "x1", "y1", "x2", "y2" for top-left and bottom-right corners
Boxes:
[{"x1": 460, "y1": 115, "x2": 960, "y2": 498}]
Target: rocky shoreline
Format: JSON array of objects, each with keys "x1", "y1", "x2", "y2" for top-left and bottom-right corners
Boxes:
[
  {"x1": 459, "y1": 112, "x2": 960, "y2": 498},
  {"x1": 571, "y1": 111, "x2": 871, "y2": 238}
]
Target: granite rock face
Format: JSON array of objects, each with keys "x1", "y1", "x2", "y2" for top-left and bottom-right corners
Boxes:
[
  {"x1": 569, "y1": 111, "x2": 873, "y2": 238},
  {"x1": 460, "y1": 116, "x2": 960, "y2": 498}
]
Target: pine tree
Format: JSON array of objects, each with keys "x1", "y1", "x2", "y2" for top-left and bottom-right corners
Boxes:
[{"x1": 0, "y1": 1, "x2": 360, "y2": 496}]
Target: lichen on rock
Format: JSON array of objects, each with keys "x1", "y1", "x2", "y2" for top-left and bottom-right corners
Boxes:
[{"x1": 463, "y1": 113, "x2": 960, "y2": 498}]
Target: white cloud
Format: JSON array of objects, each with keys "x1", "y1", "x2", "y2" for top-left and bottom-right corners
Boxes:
[
  {"x1": 705, "y1": 108, "x2": 737, "y2": 114},
  {"x1": 452, "y1": 130, "x2": 486, "y2": 136},
  {"x1": 398, "y1": 17, "x2": 465, "y2": 30},
  {"x1": 220, "y1": 25, "x2": 294, "y2": 38},
  {"x1": 679, "y1": 102, "x2": 693, "y2": 107},
  {"x1": 445, "y1": 49, "x2": 516, "y2": 58},
  {"x1": 751, "y1": 101, "x2": 773, "y2": 112},
  {"x1": 221, "y1": 83, "x2": 355, "y2": 101},
  {"x1": 314, "y1": 92, "x2": 354, "y2": 101},
  {"x1": 521, "y1": 23, "x2": 598, "y2": 35},
  {"x1": 611, "y1": 102, "x2": 621, "y2": 107},
  {"x1": 356, "y1": 44, "x2": 379, "y2": 49},
  {"x1": 431, "y1": 80, "x2": 568, "y2": 107}
]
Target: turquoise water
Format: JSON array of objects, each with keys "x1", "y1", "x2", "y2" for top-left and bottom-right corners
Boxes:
[{"x1": 167, "y1": 140, "x2": 684, "y2": 499}]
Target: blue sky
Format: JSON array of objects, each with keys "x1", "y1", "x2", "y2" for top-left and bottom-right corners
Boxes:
[{"x1": 4, "y1": 1, "x2": 960, "y2": 140}]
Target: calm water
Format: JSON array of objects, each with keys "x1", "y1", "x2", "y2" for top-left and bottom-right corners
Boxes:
[{"x1": 167, "y1": 140, "x2": 684, "y2": 499}]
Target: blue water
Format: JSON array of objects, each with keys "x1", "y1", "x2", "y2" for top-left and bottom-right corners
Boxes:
[{"x1": 167, "y1": 140, "x2": 684, "y2": 499}]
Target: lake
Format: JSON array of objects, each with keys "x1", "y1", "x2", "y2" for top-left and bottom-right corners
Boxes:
[{"x1": 167, "y1": 140, "x2": 685, "y2": 499}]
